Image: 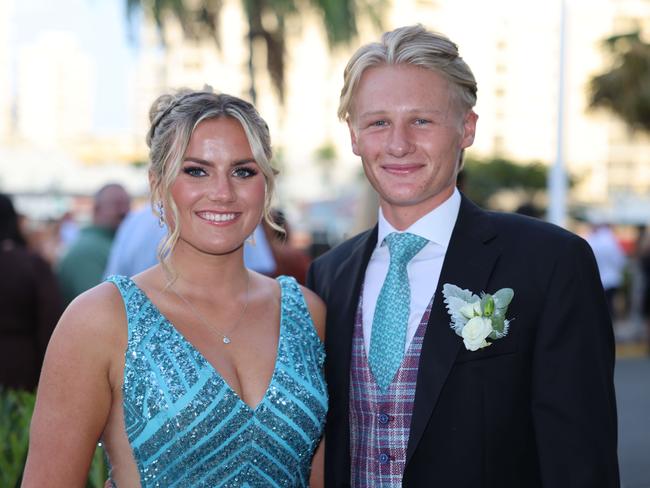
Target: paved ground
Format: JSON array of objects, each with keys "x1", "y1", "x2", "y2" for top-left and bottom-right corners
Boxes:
[{"x1": 616, "y1": 355, "x2": 650, "y2": 488}]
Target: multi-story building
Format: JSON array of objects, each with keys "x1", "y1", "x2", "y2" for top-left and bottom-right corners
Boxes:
[
  {"x1": 16, "y1": 31, "x2": 94, "y2": 147},
  {"x1": 2, "y1": 0, "x2": 649, "y2": 224}
]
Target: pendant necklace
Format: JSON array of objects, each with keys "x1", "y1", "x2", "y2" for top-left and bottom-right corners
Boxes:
[{"x1": 171, "y1": 271, "x2": 250, "y2": 345}]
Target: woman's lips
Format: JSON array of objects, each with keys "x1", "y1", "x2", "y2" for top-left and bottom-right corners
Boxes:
[{"x1": 196, "y1": 211, "x2": 239, "y2": 223}]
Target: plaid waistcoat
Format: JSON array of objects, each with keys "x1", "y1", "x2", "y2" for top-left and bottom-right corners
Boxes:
[{"x1": 349, "y1": 294, "x2": 433, "y2": 487}]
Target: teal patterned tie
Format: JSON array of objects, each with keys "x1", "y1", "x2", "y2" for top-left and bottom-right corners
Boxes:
[{"x1": 369, "y1": 232, "x2": 428, "y2": 392}]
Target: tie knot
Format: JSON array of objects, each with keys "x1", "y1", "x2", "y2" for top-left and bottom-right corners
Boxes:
[{"x1": 384, "y1": 232, "x2": 428, "y2": 265}]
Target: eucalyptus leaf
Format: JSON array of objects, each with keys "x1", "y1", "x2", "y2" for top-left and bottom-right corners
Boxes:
[
  {"x1": 493, "y1": 288, "x2": 514, "y2": 310},
  {"x1": 491, "y1": 315, "x2": 505, "y2": 334},
  {"x1": 443, "y1": 283, "x2": 480, "y2": 334},
  {"x1": 442, "y1": 283, "x2": 478, "y2": 304}
]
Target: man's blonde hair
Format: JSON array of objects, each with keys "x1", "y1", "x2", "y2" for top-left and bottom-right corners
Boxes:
[{"x1": 338, "y1": 24, "x2": 477, "y2": 121}]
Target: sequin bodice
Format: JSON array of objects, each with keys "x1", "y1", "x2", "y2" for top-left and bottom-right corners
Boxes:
[{"x1": 107, "y1": 275, "x2": 327, "y2": 487}]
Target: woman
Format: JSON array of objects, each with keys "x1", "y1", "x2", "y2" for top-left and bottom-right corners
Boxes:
[
  {"x1": 22, "y1": 90, "x2": 327, "y2": 487},
  {"x1": 0, "y1": 193, "x2": 63, "y2": 391}
]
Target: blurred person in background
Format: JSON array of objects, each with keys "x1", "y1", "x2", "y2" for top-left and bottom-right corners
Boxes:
[
  {"x1": 243, "y1": 222, "x2": 277, "y2": 274},
  {"x1": 515, "y1": 202, "x2": 543, "y2": 219},
  {"x1": 263, "y1": 208, "x2": 312, "y2": 284},
  {"x1": 586, "y1": 221, "x2": 627, "y2": 319},
  {"x1": 56, "y1": 183, "x2": 131, "y2": 305},
  {"x1": 0, "y1": 193, "x2": 63, "y2": 391},
  {"x1": 57, "y1": 211, "x2": 79, "y2": 252},
  {"x1": 638, "y1": 225, "x2": 650, "y2": 351},
  {"x1": 103, "y1": 204, "x2": 167, "y2": 278},
  {"x1": 23, "y1": 89, "x2": 326, "y2": 487}
]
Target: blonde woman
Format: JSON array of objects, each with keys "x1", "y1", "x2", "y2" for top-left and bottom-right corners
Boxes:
[{"x1": 23, "y1": 90, "x2": 326, "y2": 487}]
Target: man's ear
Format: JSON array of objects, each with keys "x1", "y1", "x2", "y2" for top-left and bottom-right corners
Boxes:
[
  {"x1": 460, "y1": 110, "x2": 478, "y2": 149},
  {"x1": 347, "y1": 119, "x2": 360, "y2": 156}
]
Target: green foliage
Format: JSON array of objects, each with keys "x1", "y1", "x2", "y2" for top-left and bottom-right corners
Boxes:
[
  {"x1": 0, "y1": 388, "x2": 35, "y2": 488},
  {"x1": 0, "y1": 388, "x2": 108, "y2": 488},
  {"x1": 314, "y1": 141, "x2": 337, "y2": 163},
  {"x1": 590, "y1": 32, "x2": 650, "y2": 133},
  {"x1": 461, "y1": 157, "x2": 548, "y2": 208},
  {"x1": 87, "y1": 446, "x2": 109, "y2": 488},
  {"x1": 130, "y1": 159, "x2": 148, "y2": 168},
  {"x1": 126, "y1": 0, "x2": 386, "y2": 102}
]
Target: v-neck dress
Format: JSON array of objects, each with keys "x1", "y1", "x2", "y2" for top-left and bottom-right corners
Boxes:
[{"x1": 105, "y1": 275, "x2": 327, "y2": 487}]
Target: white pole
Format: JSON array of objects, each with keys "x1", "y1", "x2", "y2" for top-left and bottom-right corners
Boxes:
[{"x1": 548, "y1": 0, "x2": 568, "y2": 226}]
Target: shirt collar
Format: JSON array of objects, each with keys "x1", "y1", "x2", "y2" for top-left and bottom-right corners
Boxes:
[{"x1": 376, "y1": 188, "x2": 461, "y2": 250}]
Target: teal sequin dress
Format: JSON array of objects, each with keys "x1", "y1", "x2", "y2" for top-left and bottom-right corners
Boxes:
[{"x1": 106, "y1": 275, "x2": 327, "y2": 487}]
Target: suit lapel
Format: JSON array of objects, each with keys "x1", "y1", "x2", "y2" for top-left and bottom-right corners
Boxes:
[
  {"x1": 406, "y1": 196, "x2": 501, "y2": 462},
  {"x1": 326, "y1": 225, "x2": 377, "y2": 475},
  {"x1": 331, "y1": 227, "x2": 378, "y2": 343}
]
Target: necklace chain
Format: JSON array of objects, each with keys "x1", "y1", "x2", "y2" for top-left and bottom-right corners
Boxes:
[{"x1": 171, "y1": 272, "x2": 250, "y2": 345}]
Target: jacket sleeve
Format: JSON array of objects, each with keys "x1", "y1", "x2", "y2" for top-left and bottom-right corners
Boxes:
[{"x1": 532, "y1": 234, "x2": 619, "y2": 487}]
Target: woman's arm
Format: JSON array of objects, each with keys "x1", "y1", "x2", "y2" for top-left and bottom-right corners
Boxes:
[
  {"x1": 22, "y1": 283, "x2": 125, "y2": 487},
  {"x1": 300, "y1": 285, "x2": 326, "y2": 343},
  {"x1": 301, "y1": 285, "x2": 326, "y2": 488}
]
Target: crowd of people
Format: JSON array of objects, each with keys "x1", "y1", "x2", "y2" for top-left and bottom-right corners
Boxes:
[{"x1": 2, "y1": 22, "x2": 648, "y2": 488}]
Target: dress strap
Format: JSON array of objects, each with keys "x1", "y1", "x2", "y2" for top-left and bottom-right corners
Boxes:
[
  {"x1": 277, "y1": 275, "x2": 310, "y2": 325},
  {"x1": 276, "y1": 275, "x2": 324, "y2": 361},
  {"x1": 104, "y1": 275, "x2": 147, "y2": 342},
  {"x1": 105, "y1": 274, "x2": 135, "y2": 298}
]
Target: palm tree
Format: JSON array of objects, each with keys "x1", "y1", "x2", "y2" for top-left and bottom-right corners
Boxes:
[
  {"x1": 126, "y1": 0, "x2": 385, "y2": 103},
  {"x1": 589, "y1": 32, "x2": 650, "y2": 133}
]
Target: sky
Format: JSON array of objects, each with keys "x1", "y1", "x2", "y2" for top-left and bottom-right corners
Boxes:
[{"x1": 9, "y1": 0, "x2": 140, "y2": 133}]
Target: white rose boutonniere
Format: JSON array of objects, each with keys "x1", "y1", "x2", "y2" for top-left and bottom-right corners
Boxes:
[{"x1": 442, "y1": 284, "x2": 514, "y2": 351}]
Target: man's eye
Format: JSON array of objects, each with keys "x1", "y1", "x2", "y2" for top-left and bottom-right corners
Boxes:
[
  {"x1": 414, "y1": 119, "x2": 431, "y2": 125},
  {"x1": 233, "y1": 166, "x2": 258, "y2": 178},
  {"x1": 183, "y1": 166, "x2": 207, "y2": 177},
  {"x1": 371, "y1": 120, "x2": 388, "y2": 127}
]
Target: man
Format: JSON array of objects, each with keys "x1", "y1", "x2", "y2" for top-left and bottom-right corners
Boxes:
[
  {"x1": 307, "y1": 25, "x2": 619, "y2": 487},
  {"x1": 57, "y1": 183, "x2": 130, "y2": 304},
  {"x1": 103, "y1": 204, "x2": 166, "y2": 278},
  {"x1": 586, "y1": 222, "x2": 626, "y2": 318}
]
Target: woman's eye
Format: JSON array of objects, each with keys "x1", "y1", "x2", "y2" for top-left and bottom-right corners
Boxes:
[
  {"x1": 232, "y1": 166, "x2": 258, "y2": 178},
  {"x1": 183, "y1": 166, "x2": 207, "y2": 177}
]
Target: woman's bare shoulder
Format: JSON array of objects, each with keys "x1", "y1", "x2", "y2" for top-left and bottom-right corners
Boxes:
[{"x1": 53, "y1": 281, "x2": 127, "y2": 353}]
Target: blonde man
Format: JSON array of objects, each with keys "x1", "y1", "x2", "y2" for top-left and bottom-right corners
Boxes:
[{"x1": 308, "y1": 25, "x2": 619, "y2": 487}]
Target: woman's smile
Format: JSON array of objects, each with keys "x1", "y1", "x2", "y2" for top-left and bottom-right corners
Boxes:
[{"x1": 196, "y1": 211, "x2": 239, "y2": 224}]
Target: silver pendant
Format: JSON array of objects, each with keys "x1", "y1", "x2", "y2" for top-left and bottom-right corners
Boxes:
[{"x1": 223, "y1": 336, "x2": 231, "y2": 344}]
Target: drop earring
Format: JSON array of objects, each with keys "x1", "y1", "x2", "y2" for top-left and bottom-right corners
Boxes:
[{"x1": 156, "y1": 201, "x2": 165, "y2": 228}]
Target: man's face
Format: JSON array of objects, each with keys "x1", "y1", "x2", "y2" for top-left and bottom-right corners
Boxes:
[
  {"x1": 95, "y1": 186, "x2": 131, "y2": 230},
  {"x1": 347, "y1": 63, "x2": 477, "y2": 229}
]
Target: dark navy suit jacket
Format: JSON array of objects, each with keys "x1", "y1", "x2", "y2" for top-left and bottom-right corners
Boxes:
[{"x1": 307, "y1": 195, "x2": 619, "y2": 488}]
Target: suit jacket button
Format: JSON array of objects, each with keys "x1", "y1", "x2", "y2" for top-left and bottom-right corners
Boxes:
[
  {"x1": 377, "y1": 413, "x2": 389, "y2": 424},
  {"x1": 378, "y1": 453, "x2": 390, "y2": 464}
]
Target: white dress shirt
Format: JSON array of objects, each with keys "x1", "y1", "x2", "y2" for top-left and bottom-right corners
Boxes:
[{"x1": 362, "y1": 189, "x2": 461, "y2": 354}]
